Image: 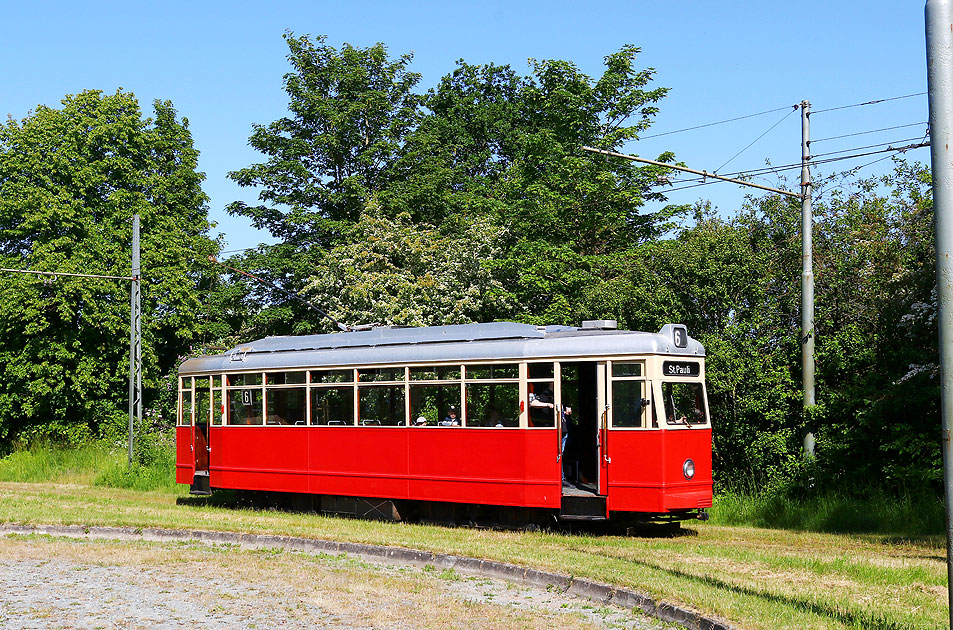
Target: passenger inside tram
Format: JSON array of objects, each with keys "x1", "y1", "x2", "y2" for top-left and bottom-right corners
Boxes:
[{"x1": 439, "y1": 407, "x2": 459, "y2": 426}]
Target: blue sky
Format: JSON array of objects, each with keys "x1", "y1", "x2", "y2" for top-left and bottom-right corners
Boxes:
[{"x1": 1, "y1": 1, "x2": 929, "y2": 252}]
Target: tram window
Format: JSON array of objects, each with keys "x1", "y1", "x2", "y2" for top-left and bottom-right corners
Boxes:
[
  {"x1": 612, "y1": 362, "x2": 643, "y2": 378},
  {"x1": 410, "y1": 384, "x2": 461, "y2": 426},
  {"x1": 311, "y1": 387, "x2": 354, "y2": 425},
  {"x1": 227, "y1": 389, "x2": 264, "y2": 425},
  {"x1": 195, "y1": 377, "x2": 210, "y2": 390},
  {"x1": 227, "y1": 373, "x2": 263, "y2": 387},
  {"x1": 465, "y1": 383, "x2": 519, "y2": 427},
  {"x1": 212, "y1": 386, "x2": 223, "y2": 426},
  {"x1": 528, "y1": 363, "x2": 554, "y2": 379},
  {"x1": 266, "y1": 371, "x2": 306, "y2": 385},
  {"x1": 527, "y1": 381, "x2": 556, "y2": 428},
  {"x1": 410, "y1": 366, "x2": 461, "y2": 381},
  {"x1": 195, "y1": 385, "x2": 211, "y2": 426},
  {"x1": 266, "y1": 388, "x2": 306, "y2": 425},
  {"x1": 358, "y1": 368, "x2": 404, "y2": 382},
  {"x1": 179, "y1": 383, "x2": 193, "y2": 426},
  {"x1": 311, "y1": 369, "x2": 353, "y2": 384},
  {"x1": 662, "y1": 382, "x2": 707, "y2": 425},
  {"x1": 358, "y1": 385, "x2": 405, "y2": 426},
  {"x1": 612, "y1": 380, "x2": 647, "y2": 428},
  {"x1": 465, "y1": 364, "x2": 518, "y2": 380}
]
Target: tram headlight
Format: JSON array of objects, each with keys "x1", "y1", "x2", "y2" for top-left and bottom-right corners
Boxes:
[{"x1": 682, "y1": 458, "x2": 696, "y2": 480}]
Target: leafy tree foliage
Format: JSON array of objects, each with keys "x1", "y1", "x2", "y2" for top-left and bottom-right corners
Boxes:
[
  {"x1": 391, "y1": 48, "x2": 676, "y2": 323},
  {"x1": 612, "y1": 163, "x2": 939, "y2": 494},
  {"x1": 0, "y1": 90, "x2": 218, "y2": 443},
  {"x1": 808, "y1": 162, "x2": 938, "y2": 490},
  {"x1": 303, "y1": 201, "x2": 510, "y2": 328},
  {"x1": 225, "y1": 33, "x2": 422, "y2": 336},
  {"x1": 227, "y1": 34, "x2": 676, "y2": 332}
]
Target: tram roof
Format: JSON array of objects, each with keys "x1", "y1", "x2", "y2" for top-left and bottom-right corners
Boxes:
[{"x1": 179, "y1": 322, "x2": 705, "y2": 375}]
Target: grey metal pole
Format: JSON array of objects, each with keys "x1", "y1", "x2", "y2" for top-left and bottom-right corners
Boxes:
[
  {"x1": 128, "y1": 214, "x2": 142, "y2": 465},
  {"x1": 800, "y1": 101, "x2": 816, "y2": 458},
  {"x1": 926, "y1": 1, "x2": 953, "y2": 622}
]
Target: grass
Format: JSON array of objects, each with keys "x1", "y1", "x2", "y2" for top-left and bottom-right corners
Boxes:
[
  {"x1": 0, "y1": 483, "x2": 945, "y2": 630},
  {"x1": 711, "y1": 490, "x2": 945, "y2": 537},
  {"x1": 0, "y1": 437, "x2": 181, "y2": 494},
  {"x1": 0, "y1": 440, "x2": 946, "y2": 629}
]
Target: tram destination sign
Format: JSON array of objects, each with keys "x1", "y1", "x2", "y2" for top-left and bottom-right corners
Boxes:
[{"x1": 663, "y1": 361, "x2": 700, "y2": 377}]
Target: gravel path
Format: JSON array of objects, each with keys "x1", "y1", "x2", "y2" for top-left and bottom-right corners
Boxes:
[{"x1": 0, "y1": 534, "x2": 673, "y2": 630}]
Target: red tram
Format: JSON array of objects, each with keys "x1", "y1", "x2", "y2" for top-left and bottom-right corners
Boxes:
[{"x1": 176, "y1": 321, "x2": 712, "y2": 525}]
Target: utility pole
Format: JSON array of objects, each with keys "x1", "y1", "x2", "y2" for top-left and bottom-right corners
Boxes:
[
  {"x1": 800, "y1": 101, "x2": 816, "y2": 458},
  {"x1": 128, "y1": 214, "x2": 142, "y2": 465},
  {"x1": 925, "y1": 1, "x2": 953, "y2": 624}
]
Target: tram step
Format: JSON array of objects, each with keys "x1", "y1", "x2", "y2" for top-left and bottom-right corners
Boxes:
[
  {"x1": 189, "y1": 472, "x2": 211, "y2": 496},
  {"x1": 559, "y1": 494, "x2": 606, "y2": 520}
]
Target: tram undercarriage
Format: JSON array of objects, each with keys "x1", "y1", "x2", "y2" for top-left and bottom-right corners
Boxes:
[{"x1": 190, "y1": 486, "x2": 708, "y2": 533}]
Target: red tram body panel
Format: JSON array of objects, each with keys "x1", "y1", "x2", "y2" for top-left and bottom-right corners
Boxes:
[{"x1": 176, "y1": 322, "x2": 713, "y2": 524}]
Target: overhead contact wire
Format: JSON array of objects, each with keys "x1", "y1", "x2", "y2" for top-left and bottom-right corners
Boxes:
[
  {"x1": 637, "y1": 104, "x2": 796, "y2": 140},
  {"x1": 714, "y1": 108, "x2": 798, "y2": 173},
  {"x1": 812, "y1": 92, "x2": 927, "y2": 114}
]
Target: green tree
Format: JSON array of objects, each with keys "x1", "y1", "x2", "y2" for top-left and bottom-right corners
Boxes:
[
  {"x1": 391, "y1": 48, "x2": 677, "y2": 324},
  {"x1": 227, "y1": 35, "x2": 677, "y2": 334},
  {"x1": 226, "y1": 33, "x2": 422, "y2": 335},
  {"x1": 0, "y1": 89, "x2": 218, "y2": 443},
  {"x1": 612, "y1": 163, "x2": 941, "y2": 494},
  {"x1": 808, "y1": 162, "x2": 938, "y2": 490}
]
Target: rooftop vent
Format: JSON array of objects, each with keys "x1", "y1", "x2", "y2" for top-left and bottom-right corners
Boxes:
[{"x1": 581, "y1": 320, "x2": 618, "y2": 330}]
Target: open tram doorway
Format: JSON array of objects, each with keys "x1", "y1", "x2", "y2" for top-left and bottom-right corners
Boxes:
[
  {"x1": 190, "y1": 378, "x2": 212, "y2": 495},
  {"x1": 559, "y1": 362, "x2": 601, "y2": 497}
]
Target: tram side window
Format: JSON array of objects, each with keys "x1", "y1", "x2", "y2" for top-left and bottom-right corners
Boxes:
[
  {"x1": 465, "y1": 383, "x2": 519, "y2": 428},
  {"x1": 179, "y1": 378, "x2": 193, "y2": 426},
  {"x1": 465, "y1": 364, "x2": 518, "y2": 380},
  {"x1": 612, "y1": 380, "x2": 647, "y2": 428},
  {"x1": 410, "y1": 384, "x2": 461, "y2": 426},
  {"x1": 311, "y1": 369, "x2": 353, "y2": 383},
  {"x1": 662, "y1": 382, "x2": 707, "y2": 425},
  {"x1": 358, "y1": 368, "x2": 404, "y2": 382},
  {"x1": 358, "y1": 385, "x2": 405, "y2": 426},
  {"x1": 212, "y1": 380, "x2": 223, "y2": 426},
  {"x1": 228, "y1": 373, "x2": 263, "y2": 387},
  {"x1": 195, "y1": 378, "x2": 211, "y2": 426},
  {"x1": 311, "y1": 387, "x2": 354, "y2": 425},
  {"x1": 410, "y1": 366, "x2": 461, "y2": 380},
  {"x1": 266, "y1": 371, "x2": 306, "y2": 385},
  {"x1": 527, "y1": 363, "x2": 555, "y2": 428},
  {"x1": 266, "y1": 388, "x2": 306, "y2": 425},
  {"x1": 228, "y1": 389, "x2": 264, "y2": 425}
]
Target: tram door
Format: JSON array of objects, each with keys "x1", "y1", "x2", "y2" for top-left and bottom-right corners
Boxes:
[
  {"x1": 559, "y1": 362, "x2": 604, "y2": 495},
  {"x1": 596, "y1": 362, "x2": 609, "y2": 496},
  {"x1": 191, "y1": 378, "x2": 211, "y2": 495}
]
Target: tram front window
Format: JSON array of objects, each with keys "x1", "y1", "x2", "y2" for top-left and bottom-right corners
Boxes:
[{"x1": 661, "y1": 382, "x2": 707, "y2": 426}]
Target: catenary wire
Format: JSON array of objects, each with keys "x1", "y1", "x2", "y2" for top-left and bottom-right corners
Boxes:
[
  {"x1": 812, "y1": 92, "x2": 927, "y2": 114},
  {"x1": 811, "y1": 136, "x2": 926, "y2": 159},
  {"x1": 665, "y1": 134, "x2": 931, "y2": 186},
  {"x1": 636, "y1": 104, "x2": 796, "y2": 140},
  {"x1": 714, "y1": 108, "x2": 798, "y2": 173},
  {"x1": 811, "y1": 122, "x2": 929, "y2": 144},
  {"x1": 655, "y1": 142, "x2": 929, "y2": 194}
]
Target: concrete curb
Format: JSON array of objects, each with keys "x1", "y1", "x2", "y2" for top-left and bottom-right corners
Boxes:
[{"x1": 0, "y1": 524, "x2": 734, "y2": 630}]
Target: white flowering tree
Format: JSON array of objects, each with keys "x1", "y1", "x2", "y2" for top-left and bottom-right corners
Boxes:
[{"x1": 303, "y1": 205, "x2": 510, "y2": 329}]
